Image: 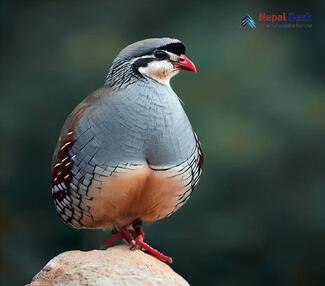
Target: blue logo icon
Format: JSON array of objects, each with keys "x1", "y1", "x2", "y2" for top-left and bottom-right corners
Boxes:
[{"x1": 241, "y1": 15, "x2": 256, "y2": 28}]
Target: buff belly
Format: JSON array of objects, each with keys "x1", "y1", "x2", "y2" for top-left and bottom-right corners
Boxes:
[{"x1": 82, "y1": 166, "x2": 185, "y2": 230}]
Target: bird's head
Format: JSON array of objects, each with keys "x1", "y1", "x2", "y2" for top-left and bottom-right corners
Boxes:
[{"x1": 106, "y1": 38, "x2": 197, "y2": 89}]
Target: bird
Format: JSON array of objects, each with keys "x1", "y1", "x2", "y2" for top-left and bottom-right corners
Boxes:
[{"x1": 51, "y1": 37, "x2": 203, "y2": 263}]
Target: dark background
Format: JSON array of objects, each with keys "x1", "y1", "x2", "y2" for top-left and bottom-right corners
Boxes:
[{"x1": 1, "y1": 1, "x2": 324, "y2": 285}]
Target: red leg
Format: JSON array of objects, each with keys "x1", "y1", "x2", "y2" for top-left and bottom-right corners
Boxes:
[
  {"x1": 103, "y1": 225, "x2": 173, "y2": 264},
  {"x1": 119, "y1": 228, "x2": 133, "y2": 244},
  {"x1": 134, "y1": 224, "x2": 145, "y2": 239},
  {"x1": 103, "y1": 228, "x2": 133, "y2": 248},
  {"x1": 131, "y1": 225, "x2": 173, "y2": 264},
  {"x1": 128, "y1": 224, "x2": 145, "y2": 249},
  {"x1": 103, "y1": 232, "x2": 122, "y2": 248},
  {"x1": 136, "y1": 239, "x2": 173, "y2": 263}
]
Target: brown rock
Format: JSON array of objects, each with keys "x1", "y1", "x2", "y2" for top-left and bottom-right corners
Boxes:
[{"x1": 28, "y1": 245, "x2": 190, "y2": 286}]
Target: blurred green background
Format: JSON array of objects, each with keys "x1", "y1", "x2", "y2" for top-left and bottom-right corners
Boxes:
[{"x1": 1, "y1": 0, "x2": 324, "y2": 285}]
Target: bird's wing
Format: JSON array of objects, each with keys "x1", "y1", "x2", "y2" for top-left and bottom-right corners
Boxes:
[
  {"x1": 51, "y1": 87, "x2": 112, "y2": 227},
  {"x1": 168, "y1": 131, "x2": 203, "y2": 215},
  {"x1": 52, "y1": 87, "x2": 111, "y2": 167}
]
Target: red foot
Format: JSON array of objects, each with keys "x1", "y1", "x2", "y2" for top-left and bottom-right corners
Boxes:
[
  {"x1": 103, "y1": 226, "x2": 173, "y2": 263},
  {"x1": 104, "y1": 228, "x2": 132, "y2": 247},
  {"x1": 133, "y1": 234, "x2": 173, "y2": 263}
]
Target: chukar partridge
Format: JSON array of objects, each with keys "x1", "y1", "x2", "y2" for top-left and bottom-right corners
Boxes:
[{"x1": 52, "y1": 38, "x2": 203, "y2": 263}]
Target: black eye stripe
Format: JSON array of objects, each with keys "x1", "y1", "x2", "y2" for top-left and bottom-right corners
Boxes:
[
  {"x1": 132, "y1": 57, "x2": 155, "y2": 74},
  {"x1": 132, "y1": 50, "x2": 168, "y2": 71},
  {"x1": 131, "y1": 42, "x2": 185, "y2": 73},
  {"x1": 159, "y1": 42, "x2": 185, "y2": 56},
  {"x1": 130, "y1": 42, "x2": 186, "y2": 60}
]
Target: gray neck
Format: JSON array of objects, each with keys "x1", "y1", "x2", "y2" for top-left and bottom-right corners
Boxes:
[{"x1": 105, "y1": 59, "x2": 143, "y2": 90}]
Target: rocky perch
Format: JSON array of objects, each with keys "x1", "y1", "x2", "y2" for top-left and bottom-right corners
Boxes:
[{"x1": 28, "y1": 245, "x2": 189, "y2": 286}]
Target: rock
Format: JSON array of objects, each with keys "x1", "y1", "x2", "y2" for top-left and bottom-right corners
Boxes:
[{"x1": 27, "y1": 245, "x2": 190, "y2": 286}]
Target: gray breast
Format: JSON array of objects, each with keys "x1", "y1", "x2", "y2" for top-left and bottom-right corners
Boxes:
[
  {"x1": 140, "y1": 82, "x2": 196, "y2": 166},
  {"x1": 74, "y1": 80, "x2": 196, "y2": 168}
]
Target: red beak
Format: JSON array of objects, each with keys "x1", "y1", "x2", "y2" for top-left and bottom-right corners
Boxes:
[{"x1": 174, "y1": 55, "x2": 197, "y2": 73}]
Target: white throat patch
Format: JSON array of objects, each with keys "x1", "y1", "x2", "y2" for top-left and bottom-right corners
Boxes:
[{"x1": 138, "y1": 60, "x2": 179, "y2": 86}]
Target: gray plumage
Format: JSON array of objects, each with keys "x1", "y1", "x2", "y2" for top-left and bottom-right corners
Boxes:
[
  {"x1": 52, "y1": 38, "x2": 203, "y2": 230},
  {"x1": 112, "y1": 38, "x2": 181, "y2": 62},
  {"x1": 74, "y1": 80, "x2": 195, "y2": 166}
]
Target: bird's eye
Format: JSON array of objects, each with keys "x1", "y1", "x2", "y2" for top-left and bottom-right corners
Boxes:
[{"x1": 154, "y1": 50, "x2": 168, "y2": 59}]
